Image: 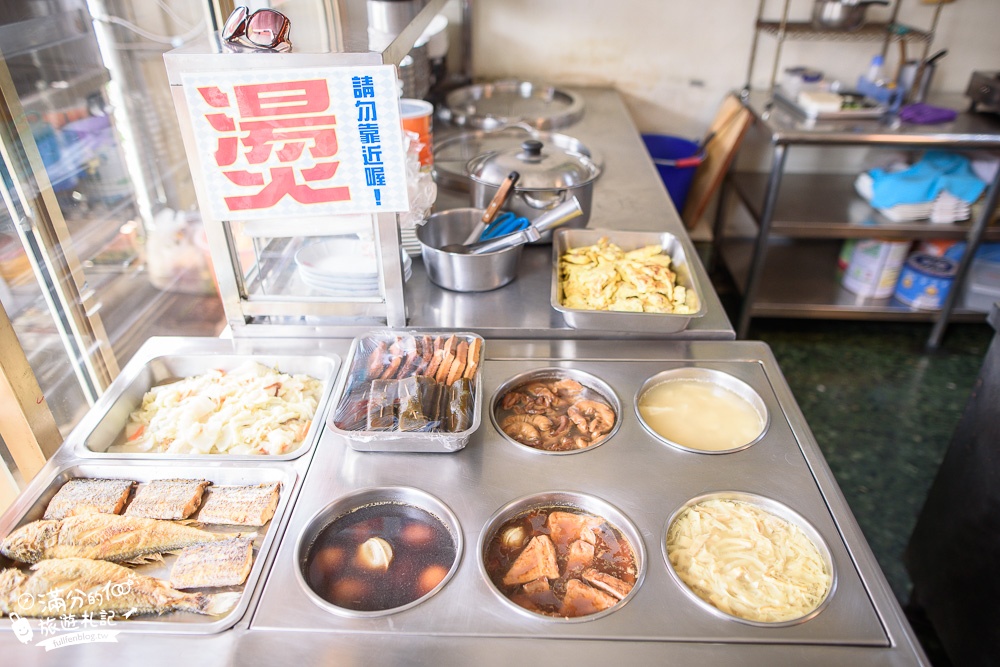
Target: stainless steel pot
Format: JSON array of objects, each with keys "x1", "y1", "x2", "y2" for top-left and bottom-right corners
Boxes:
[
  {"x1": 811, "y1": 0, "x2": 889, "y2": 31},
  {"x1": 417, "y1": 208, "x2": 524, "y2": 292},
  {"x1": 467, "y1": 139, "x2": 601, "y2": 242}
]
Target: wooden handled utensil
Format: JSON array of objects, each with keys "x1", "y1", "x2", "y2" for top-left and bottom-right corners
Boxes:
[{"x1": 463, "y1": 171, "x2": 519, "y2": 244}]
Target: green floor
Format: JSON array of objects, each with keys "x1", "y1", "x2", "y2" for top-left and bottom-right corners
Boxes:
[
  {"x1": 746, "y1": 318, "x2": 991, "y2": 605},
  {"x1": 707, "y1": 245, "x2": 994, "y2": 665},
  {"x1": 702, "y1": 238, "x2": 994, "y2": 609}
]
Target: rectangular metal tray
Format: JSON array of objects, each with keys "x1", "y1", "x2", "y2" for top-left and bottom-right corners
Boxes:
[
  {"x1": 252, "y1": 352, "x2": 888, "y2": 646},
  {"x1": 551, "y1": 229, "x2": 707, "y2": 333},
  {"x1": 0, "y1": 462, "x2": 298, "y2": 635},
  {"x1": 72, "y1": 339, "x2": 340, "y2": 461},
  {"x1": 326, "y1": 331, "x2": 484, "y2": 453},
  {"x1": 772, "y1": 90, "x2": 887, "y2": 120}
]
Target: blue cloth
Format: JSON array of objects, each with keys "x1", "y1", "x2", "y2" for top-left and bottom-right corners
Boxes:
[{"x1": 868, "y1": 151, "x2": 987, "y2": 208}]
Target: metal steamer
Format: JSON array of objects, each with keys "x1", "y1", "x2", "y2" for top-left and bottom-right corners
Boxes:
[{"x1": 0, "y1": 337, "x2": 931, "y2": 664}]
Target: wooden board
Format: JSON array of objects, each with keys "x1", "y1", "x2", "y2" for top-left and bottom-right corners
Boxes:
[{"x1": 681, "y1": 93, "x2": 752, "y2": 230}]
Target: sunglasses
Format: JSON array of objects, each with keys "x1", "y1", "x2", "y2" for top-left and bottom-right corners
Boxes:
[{"x1": 222, "y1": 6, "x2": 292, "y2": 51}]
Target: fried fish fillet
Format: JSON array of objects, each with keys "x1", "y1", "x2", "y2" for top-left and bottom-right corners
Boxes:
[
  {"x1": 196, "y1": 482, "x2": 280, "y2": 527},
  {"x1": 0, "y1": 557, "x2": 240, "y2": 618},
  {"x1": 43, "y1": 478, "x2": 135, "y2": 520},
  {"x1": 124, "y1": 478, "x2": 211, "y2": 520},
  {"x1": 0, "y1": 513, "x2": 231, "y2": 564},
  {"x1": 169, "y1": 537, "x2": 254, "y2": 589}
]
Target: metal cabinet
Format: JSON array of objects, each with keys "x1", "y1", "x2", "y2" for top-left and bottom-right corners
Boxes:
[{"x1": 0, "y1": 1, "x2": 225, "y2": 488}]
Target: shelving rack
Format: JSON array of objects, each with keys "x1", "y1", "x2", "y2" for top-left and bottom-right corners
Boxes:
[
  {"x1": 744, "y1": 0, "x2": 943, "y2": 92},
  {"x1": 714, "y1": 91, "x2": 1000, "y2": 348}
]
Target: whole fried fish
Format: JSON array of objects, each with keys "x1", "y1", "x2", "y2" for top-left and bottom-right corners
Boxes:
[
  {"x1": 0, "y1": 513, "x2": 233, "y2": 564},
  {"x1": 0, "y1": 558, "x2": 240, "y2": 618}
]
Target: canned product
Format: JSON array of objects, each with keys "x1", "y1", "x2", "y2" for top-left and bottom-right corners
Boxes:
[
  {"x1": 894, "y1": 253, "x2": 957, "y2": 310},
  {"x1": 841, "y1": 239, "x2": 911, "y2": 299}
]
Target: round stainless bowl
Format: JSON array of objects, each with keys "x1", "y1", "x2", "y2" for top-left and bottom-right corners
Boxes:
[
  {"x1": 635, "y1": 367, "x2": 769, "y2": 454},
  {"x1": 663, "y1": 491, "x2": 836, "y2": 627},
  {"x1": 295, "y1": 486, "x2": 463, "y2": 618},
  {"x1": 490, "y1": 367, "x2": 622, "y2": 455},
  {"x1": 416, "y1": 208, "x2": 523, "y2": 292},
  {"x1": 478, "y1": 490, "x2": 645, "y2": 622}
]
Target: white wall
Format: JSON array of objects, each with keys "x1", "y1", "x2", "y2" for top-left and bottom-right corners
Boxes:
[{"x1": 472, "y1": 0, "x2": 1000, "y2": 141}]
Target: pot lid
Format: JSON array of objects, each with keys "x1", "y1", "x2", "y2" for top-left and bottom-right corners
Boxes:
[{"x1": 466, "y1": 139, "x2": 600, "y2": 189}]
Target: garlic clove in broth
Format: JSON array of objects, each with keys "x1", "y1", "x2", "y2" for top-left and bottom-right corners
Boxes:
[
  {"x1": 356, "y1": 536, "x2": 394, "y2": 571},
  {"x1": 500, "y1": 525, "x2": 527, "y2": 550}
]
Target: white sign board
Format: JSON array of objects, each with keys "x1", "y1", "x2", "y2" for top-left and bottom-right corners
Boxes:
[{"x1": 181, "y1": 65, "x2": 408, "y2": 220}]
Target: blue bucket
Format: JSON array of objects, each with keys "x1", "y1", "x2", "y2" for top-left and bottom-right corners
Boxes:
[{"x1": 642, "y1": 134, "x2": 704, "y2": 213}]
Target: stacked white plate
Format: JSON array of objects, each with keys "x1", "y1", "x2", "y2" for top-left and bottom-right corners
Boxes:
[
  {"x1": 399, "y1": 224, "x2": 423, "y2": 257},
  {"x1": 929, "y1": 191, "x2": 971, "y2": 224},
  {"x1": 854, "y1": 173, "x2": 970, "y2": 224},
  {"x1": 295, "y1": 237, "x2": 412, "y2": 297}
]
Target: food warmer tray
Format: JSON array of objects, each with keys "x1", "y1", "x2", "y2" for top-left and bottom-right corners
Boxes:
[
  {"x1": 0, "y1": 336, "x2": 342, "y2": 642},
  {"x1": 0, "y1": 462, "x2": 297, "y2": 635},
  {"x1": 66, "y1": 337, "x2": 341, "y2": 462},
  {"x1": 250, "y1": 340, "x2": 923, "y2": 663},
  {"x1": 0, "y1": 338, "x2": 926, "y2": 665},
  {"x1": 551, "y1": 229, "x2": 706, "y2": 334}
]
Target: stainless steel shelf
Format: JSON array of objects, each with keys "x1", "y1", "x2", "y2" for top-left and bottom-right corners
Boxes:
[
  {"x1": 718, "y1": 87, "x2": 1000, "y2": 346},
  {"x1": 19, "y1": 67, "x2": 110, "y2": 109},
  {"x1": 755, "y1": 20, "x2": 932, "y2": 43},
  {"x1": 730, "y1": 172, "x2": 1000, "y2": 241},
  {"x1": 745, "y1": 1, "x2": 943, "y2": 93},
  {"x1": 721, "y1": 238, "x2": 989, "y2": 322}
]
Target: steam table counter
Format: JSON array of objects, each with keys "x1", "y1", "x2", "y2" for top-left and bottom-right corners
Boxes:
[{"x1": 0, "y1": 337, "x2": 929, "y2": 666}]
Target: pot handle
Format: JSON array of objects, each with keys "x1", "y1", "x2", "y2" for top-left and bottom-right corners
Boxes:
[
  {"x1": 859, "y1": 0, "x2": 890, "y2": 5},
  {"x1": 520, "y1": 189, "x2": 567, "y2": 210}
]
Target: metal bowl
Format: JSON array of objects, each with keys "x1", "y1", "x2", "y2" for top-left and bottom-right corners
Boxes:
[
  {"x1": 490, "y1": 367, "x2": 622, "y2": 455},
  {"x1": 417, "y1": 208, "x2": 523, "y2": 292},
  {"x1": 663, "y1": 491, "x2": 837, "y2": 627},
  {"x1": 478, "y1": 491, "x2": 645, "y2": 622},
  {"x1": 635, "y1": 367, "x2": 769, "y2": 454},
  {"x1": 294, "y1": 486, "x2": 463, "y2": 618}
]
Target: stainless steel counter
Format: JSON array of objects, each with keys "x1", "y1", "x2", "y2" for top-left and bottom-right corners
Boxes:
[
  {"x1": 0, "y1": 336, "x2": 929, "y2": 665},
  {"x1": 191, "y1": 86, "x2": 735, "y2": 341},
  {"x1": 413, "y1": 87, "x2": 734, "y2": 341}
]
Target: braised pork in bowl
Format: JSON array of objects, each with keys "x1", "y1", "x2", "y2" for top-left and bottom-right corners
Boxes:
[{"x1": 479, "y1": 491, "x2": 644, "y2": 621}]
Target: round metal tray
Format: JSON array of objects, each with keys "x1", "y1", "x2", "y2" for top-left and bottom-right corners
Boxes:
[
  {"x1": 662, "y1": 491, "x2": 837, "y2": 627},
  {"x1": 294, "y1": 486, "x2": 464, "y2": 618},
  {"x1": 439, "y1": 80, "x2": 585, "y2": 131},
  {"x1": 478, "y1": 490, "x2": 646, "y2": 623},
  {"x1": 490, "y1": 367, "x2": 621, "y2": 455},
  {"x1": 635, "y1": 367, "x2": 769, "y2": 454}
]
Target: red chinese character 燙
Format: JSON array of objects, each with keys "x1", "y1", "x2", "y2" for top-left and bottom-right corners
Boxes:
[{"x1": 197, "y1": 79, "x2": 351, "y2": 211}]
